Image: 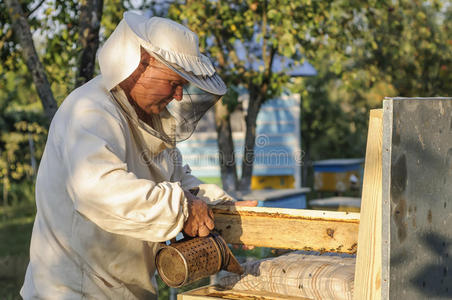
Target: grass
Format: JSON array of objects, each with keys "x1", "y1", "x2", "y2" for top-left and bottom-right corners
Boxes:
[
  {"x1": 0, "y1": 203, "x2": 35, "y2": 258},
  {"x1": 0, "y1": 219, "x2": 34, "y2": 258},
  {"x1": 0, "y1": 203, "x2": 35, "y2": 299},
  {"x1": 0, "y1": 279, "x2": 23, "y2": 300},
  {"x1": 197, "y1": 176, "x2": 223, "y2": 186}
]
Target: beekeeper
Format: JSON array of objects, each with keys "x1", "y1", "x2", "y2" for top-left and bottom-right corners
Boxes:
[{"x1": 21, "y1": 12, "x2": 248, "y2": 299}]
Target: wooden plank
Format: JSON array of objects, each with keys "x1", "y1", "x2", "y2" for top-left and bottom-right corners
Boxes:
[
  {"x1": 353, "y1": 109, "x2": 383, "y2": 300},
  {"x1": 178, "y1": 285, "x2": 308, "y2": 300},
  {"x1": 212, "y1": 206, "x2": 360, "y2": 253},
  {"x1": 178, "y1": 285, "x2": 224, "y2": 300}
]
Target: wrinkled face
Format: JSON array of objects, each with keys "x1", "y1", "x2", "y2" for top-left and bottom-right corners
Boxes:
[{"x1": 124, "y1": 49, "x2": 189, "y2": 115}]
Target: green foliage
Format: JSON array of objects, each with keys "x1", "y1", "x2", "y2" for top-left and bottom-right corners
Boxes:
[
  {"x1": 296, "y1": 74, "x2": 368, "y2": 161},
  {"x1": 292, "y1": 0, "x2": 452, "y2": 186},
  {"x1": 0, "y1": 0, "x2": 128, "y2": 205},
  {"x1": 221, "y1": 86, "x2": 240, "y2": 112},
  {"x1": 102, "y1": 0, "x2": 127, "y2": 39},
  {"x1": 169, "y1": 0, "x2": 334, "y2": 105},
  {"x1": 0, "y1": 60, "x2": 49, "y2": 206},
  {"x1": 169, "y1": 0, "x2": 338, "y2": 188},
  {"x1": 326, "y1": 0, "x2": 452, "y2": 99},
  {"x1": 0, "y1": 114, "x2": 47, "y2": 206},
  {"x1": 0, "y1": 0, "x2": 79, "y2": 204}
]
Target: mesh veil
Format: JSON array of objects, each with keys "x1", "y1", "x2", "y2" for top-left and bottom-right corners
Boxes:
[{"x1": 110, "y1": 83, "x2": 221, "y2": 145}]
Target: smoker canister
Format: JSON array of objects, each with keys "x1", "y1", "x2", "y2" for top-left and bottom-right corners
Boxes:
[{"x1": 155, "y1": 233, "x2": 243, "y2": 288}]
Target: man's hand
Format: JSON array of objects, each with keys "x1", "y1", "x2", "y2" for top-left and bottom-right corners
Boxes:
[{"x1": 183, "y1": 190, "x2": 215, "y2": 237}]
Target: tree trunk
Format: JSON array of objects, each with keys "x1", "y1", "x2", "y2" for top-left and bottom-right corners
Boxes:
[
  {"x1": 5, "y1": 0, "x2": 58, "y2": 121},
  {"x1": 237, "y1": 42, "x2": 275, "y2": 191},
  {"x1": 238, "y1": 89, "x2": 263, "y2": 191},
  {"x1": 214, "y1": 101, "x2": 238, "y2": 194},
  {"x1": 301, "y1": 141, "x2": 311, "y2": 188},
  {"x1": 301, "y1": 107, "x2": 313, "y2": 188},
  {"x1": 75, "y1": 0, "x2": 104, "y2": 87}
]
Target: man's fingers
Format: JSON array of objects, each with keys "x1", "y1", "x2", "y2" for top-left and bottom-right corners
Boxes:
[
  {"x1": 198, "y1": 224, "x2": 210, "y2": 237},
  {"x1": 234, "y1": 200, "x2": 258, "y2": 207},
  {"x1": 183, "y1": 221, "x2": 198, "y2": 237},
  {"x1": 183, "y1": 198, "x2": 217, "y2": 237},
  {"x1": 208, "y1": 208, "x2": 214, "y2": 220},
  {"x1": 183, "y1": 228, "x2": 195, "y2": 237},
  {"x1": 205, "y1": 217, "x2": 215, "y2": 230}
]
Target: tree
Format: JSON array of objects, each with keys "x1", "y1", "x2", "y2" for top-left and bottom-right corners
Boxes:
[
  {"x1": 4, "y1": 0, "x2": 58, "y2": 120},
  {"x1": 324, "y1": 0, "x2": 452, "y2": 99},
  {"x1": 169, "y1": 0, "x2": 334, "y2": 191},
  {"x1": 0, "y1": 0, "x2": 112, "y2": 205},
  {"x1": 296, "y1": 0, "x2": 452, "y2": 187},
  {"x1": 76, "y1": 0, "x2": 104, "y2": 87}
]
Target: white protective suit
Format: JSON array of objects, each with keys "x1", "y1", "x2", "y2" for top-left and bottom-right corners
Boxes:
[{"x1": 21, "y1": 14, "x2": 231, "y2": 299}]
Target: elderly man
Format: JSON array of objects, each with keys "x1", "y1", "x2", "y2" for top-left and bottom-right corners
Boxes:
[{"x1": 21, "y1": 12, "x2": 251, "y2": 299}]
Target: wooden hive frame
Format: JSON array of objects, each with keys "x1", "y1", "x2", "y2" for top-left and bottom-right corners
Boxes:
[{"x1": 178, "y1": 109, "x2": 383, "y2": 300}]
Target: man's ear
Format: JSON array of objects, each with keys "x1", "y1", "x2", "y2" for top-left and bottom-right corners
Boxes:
[{"x1": 139, "y1": 46, "x2": 153, "y2": 63}]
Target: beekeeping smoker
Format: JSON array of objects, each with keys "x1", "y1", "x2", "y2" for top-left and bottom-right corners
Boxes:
[{"x1": 21, "y1": 12, "x2": 251, "y2": 299}]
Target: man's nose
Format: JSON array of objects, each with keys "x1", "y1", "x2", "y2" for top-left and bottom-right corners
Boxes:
[{"x1": 173, "y1": 85, "x2": 183, "y2": 101}]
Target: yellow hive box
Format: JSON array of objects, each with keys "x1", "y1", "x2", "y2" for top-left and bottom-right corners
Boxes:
[
  {"x1": 251, "y1": 175, "x2": 295, "y2": 190},
  {"x1": 313, "y1": 158, "x2": 364, "y2": 193}
]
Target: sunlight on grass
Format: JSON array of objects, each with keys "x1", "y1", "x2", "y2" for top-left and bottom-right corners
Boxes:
[
  {"x1": 0, "y1": 204, "x2": 35, "y2": 257},
  {"x1": 0, "y1": 203, "x2": 35, "y2": 299}
]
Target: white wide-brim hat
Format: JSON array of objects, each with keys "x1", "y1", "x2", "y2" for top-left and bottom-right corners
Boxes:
[{"x1": 98, "y1": 12, "x2": 227, "y2": 96}]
